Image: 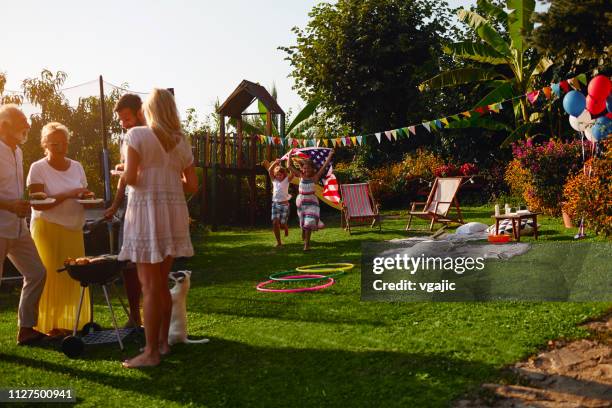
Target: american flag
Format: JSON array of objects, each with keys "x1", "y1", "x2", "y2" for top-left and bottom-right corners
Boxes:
[{"x1": 281, "y1": 147, "x2": 340, "y2": 204}]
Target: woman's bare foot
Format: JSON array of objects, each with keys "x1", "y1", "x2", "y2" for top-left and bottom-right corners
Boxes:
[
  {"x1": 122, "y1": 351, "x2": 160, "y2": 368},
  {"x1": 275, "y1": 243, "x2": 282, "y2": 247}
]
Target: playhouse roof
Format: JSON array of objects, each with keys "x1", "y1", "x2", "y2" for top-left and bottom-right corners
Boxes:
[{"x1": 217, "y1": 80, "x2": 285, "y2": 119}]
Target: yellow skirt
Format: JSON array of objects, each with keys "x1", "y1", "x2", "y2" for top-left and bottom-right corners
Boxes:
[{"x1": 31, "y1": 218, "x2": 90, "y2": 334}]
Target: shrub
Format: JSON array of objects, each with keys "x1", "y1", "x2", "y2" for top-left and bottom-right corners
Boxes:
[
  {"x1": 506, "y1": 138, "x2": 582, "y2": 215},
  {"x1": 563, "y1": 139, "x2": 611, "y2": 237},
  {"x1": 398, "y1": 148, "x2": 445, "y2": 181}
]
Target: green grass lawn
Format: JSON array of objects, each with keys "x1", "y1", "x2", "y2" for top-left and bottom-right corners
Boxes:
[{"x1": 0, "y1": 206, "x2": 609, "y2": 407}]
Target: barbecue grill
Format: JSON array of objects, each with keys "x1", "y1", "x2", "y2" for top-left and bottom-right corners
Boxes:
[{"x1": 58, "y1": 217, "x2": 136, "y2": 358}]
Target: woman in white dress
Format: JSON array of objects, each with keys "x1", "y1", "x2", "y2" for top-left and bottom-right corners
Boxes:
[{"x1": 119, "y1": 89, "x2": 198, "y2": 368}]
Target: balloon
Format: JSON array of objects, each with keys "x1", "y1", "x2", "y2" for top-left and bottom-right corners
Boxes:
[
  {"x1": 563, "y1": 91, "x2": 586, "y2": 116},
  {"x1": 587, "y1": 75, "x2": 611, "y2": 99},
  {"x1": 586, "y1": 94, "x2": 606, "y2": 115},
  {"x1": 607, "y1": 95, "x2": 612, "y2": 113},
  {"x1": 584, "y1": 126, "x2": 595, "y2": 143},
  {"x1": 591, "y1": 116, "x2": 612, "y2": 141},
  {"x1": 569, "y1": 110, "x2": 592, "y2": 132}
]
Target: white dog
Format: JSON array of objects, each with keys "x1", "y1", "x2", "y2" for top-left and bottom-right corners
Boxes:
[{"x1": 168, "y1": 270, "x2": 209, "y2": 345}]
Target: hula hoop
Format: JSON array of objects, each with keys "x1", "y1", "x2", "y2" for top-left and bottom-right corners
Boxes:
[
  {"x1": 269, "y1": 269, "x2": 346, "y2": 282},
  {"x1": 295, "y1": 263, "x2": 354, "y2": 274},
  {"x1": 256, "y1": 274, "x2": 335, "y2": 293}
]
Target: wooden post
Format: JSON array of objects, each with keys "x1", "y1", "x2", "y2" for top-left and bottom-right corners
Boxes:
[
  {"x1": 219, "y1": 114, "x2": 226, "y2": 168},
  {"x1": 99, "y1": 76, "x2": 112, "y2": 205},
  {"x1": 200, "y1": 133, "x2": 208, "y2": 222},
  {"x1": 249, "y1": 134, "x2": 257, "y2": 226},
  {"x1": 237, "y1": 119, "x2": 244, "y2": 168}
]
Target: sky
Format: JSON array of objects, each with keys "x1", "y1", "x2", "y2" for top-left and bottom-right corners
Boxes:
[{"x1": 2, "y1": 1, "x2": 547, "y2": 119}]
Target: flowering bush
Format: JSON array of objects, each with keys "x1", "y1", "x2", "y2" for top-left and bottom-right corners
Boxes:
[
  {"x1": 506, "y1": 138, "x2": 583, "y2": 215},
  {"x1": 460, "y1": 163, "x2": 478, "y2": 176},
  {"x1": 398, "y1": 148, "x2": 445, "y2": 181},
  {"x1": 433, "y1": 164, "x2": 458, "y2": 177},
  {"x1": 563, "y1": 139, "x2": 611, "y2": 237},
  {"x1": 369, "y1": 162, "x2": 405, "y2": 206}
]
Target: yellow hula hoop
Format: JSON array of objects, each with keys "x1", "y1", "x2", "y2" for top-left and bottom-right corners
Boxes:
[{"x1": 295, "y1": 263, "x2": 354, "y2": 273}]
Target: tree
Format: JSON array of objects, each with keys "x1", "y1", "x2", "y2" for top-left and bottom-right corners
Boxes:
[
  {"x1": 419, "y1": 0, "x2": 554, "y2": 144},
  {"x1": 281, "y1": 0, "x2": 453, "y2": 135},
  {"x1": 531, "y1": 0, "x2": 611, "y2": 76}
]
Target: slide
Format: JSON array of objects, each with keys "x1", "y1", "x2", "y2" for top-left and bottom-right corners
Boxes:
[{"x1": 262, "y1": 160, "x2": 342, "y2": 210}]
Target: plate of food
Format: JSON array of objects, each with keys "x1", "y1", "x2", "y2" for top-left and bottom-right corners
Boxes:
[
  {"x1": 77, "y1": 192, "x2": 103, "y2": 204},
  {"x1": 29, "y1": 192, "x2": 56, "y2": 205}
]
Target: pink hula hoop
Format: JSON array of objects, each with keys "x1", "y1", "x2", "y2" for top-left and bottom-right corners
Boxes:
[{"x1": 256, "y1": 274, "x2": 335, "y2": 293}]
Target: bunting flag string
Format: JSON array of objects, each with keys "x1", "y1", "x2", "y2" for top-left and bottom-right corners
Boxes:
[{"x1": 252, "y1": 73, "x2": 592, "y2": 146}]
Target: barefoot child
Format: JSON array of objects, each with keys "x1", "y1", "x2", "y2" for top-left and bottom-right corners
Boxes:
[
  {"x1": 268, "y1": 159, "x2": 293, "y2": 246},
  {"x1": 287, "y1": 149, "x2": 334, "y2": 251}
]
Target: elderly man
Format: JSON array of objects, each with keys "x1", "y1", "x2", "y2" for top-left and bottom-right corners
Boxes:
[{"x1": 0, "y1": 104, "x2": 47, "y2": 345}]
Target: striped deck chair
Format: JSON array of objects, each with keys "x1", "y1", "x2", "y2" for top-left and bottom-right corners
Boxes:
[
  {"x1": 406, "y1": 177, "x2": 465, "y2": 231},
  {"x1": 339, "y1": 183, "x2": 381, "y2": 234}
]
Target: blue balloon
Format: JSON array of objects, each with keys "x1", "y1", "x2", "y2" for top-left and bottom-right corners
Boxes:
[
  {"x1": 591, "y1": 116, "x2": 612, "y2": 141},
  {"x1": 563, "y1": 91, "x2": 586, "y2": 117},
  {"x1": 607, "y1": 95, "x2": 612, "y2": 113}
]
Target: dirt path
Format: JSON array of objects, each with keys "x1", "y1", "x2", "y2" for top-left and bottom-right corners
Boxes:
[{"x1": 455, "y1": 314, "x2": 612, "y2": 407}]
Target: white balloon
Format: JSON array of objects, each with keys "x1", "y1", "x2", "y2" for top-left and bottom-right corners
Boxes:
[
  {"x1": 584, "y1": 126, "x2": 596, "y2": 143},
  {"x1": 569, "y1": 110, "x2": 592, "y2": 132}
]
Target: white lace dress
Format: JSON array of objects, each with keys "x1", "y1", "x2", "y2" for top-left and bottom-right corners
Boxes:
[{"x1": 118, "y1": 127, "x2": 194, "y2": 263}]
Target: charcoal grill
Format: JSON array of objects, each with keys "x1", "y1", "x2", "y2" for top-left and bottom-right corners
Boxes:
[{"x1": 57, "y1": 217, "x2": 136, "y2": 358}]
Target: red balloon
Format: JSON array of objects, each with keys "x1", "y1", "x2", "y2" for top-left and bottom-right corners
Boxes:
[
  {"x1": 586, "y1": 95, "x2": 606, "y2": 114},
  {"x1": 587, "y1": 75, "x2": 611, "y2": 99}
]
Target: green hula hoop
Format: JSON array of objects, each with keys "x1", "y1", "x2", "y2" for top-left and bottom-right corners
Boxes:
[
  {"x1": 269, "y1": 269, "x2": 346, "y2": 282},
  {"x1": 295, "y1": 263, "x2": 354, "y2": 274}
]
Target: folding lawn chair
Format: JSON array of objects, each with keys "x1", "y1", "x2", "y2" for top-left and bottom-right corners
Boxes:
[
  {"x1": 406, "y1": 177, "x2": 465, "y2": 231},
  {"x1": 340, "y1": 182, "x2": 381, "y2": 234}
]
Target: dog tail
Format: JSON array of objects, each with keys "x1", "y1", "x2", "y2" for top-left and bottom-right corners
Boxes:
[{"x1": 185, "y1": 338, "x2": 210, "y2": 344}]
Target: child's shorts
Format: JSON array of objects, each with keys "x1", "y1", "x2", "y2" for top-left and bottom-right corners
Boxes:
[{"x1": 271, "y1": 202, "x2": 289, "y2": 224}]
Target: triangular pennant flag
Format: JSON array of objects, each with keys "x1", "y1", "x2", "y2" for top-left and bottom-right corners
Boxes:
[
  {"x1": 292, "y1": 139, "x2": 299, "y2": 147},
  {"x1": 440, "y1": 117, "x2": 449, "y2": 126},
  {"x1": 571, "y1": 77, "x2": 582, "y2": 90},
  {"x1": 384, "y1": 130, "x2": 393, "y2": 141},
  {"x1": 391, "y1": 130, "x2": 398, "y2": 140},
  {"x1": 351, "y1": 136, "x2": 357, "y2": 145},
  {"x1": 527, "y1": 91, "x2": 540, "y2": 104},
  {"x1": 286, "y1": 137, "x2": 292, "y2": 146},
  {"x1": 474, "y1": 106, "x2": 488, "y2": 115},
  {"x1": 559, "y1": 80, "x2": 570, "y2": 93},
  {"x1": 461, "y1": 111, "x2": 471, "y2": 118},
  {"x1": 408, "y1": 126, "x2": 416, "y2": 135},
  {"x1": 435, "y1": 119, "x2": 443, "y2": 129},
  {"x1": 542, "y1": 86, "x2": 552, "y2": 100},
  {"x1": 260, "y1": 135, "x2": 266, "y2": 143},
  {"x1": 551, "y1": 82, "x2": 562, "y2": 97},
  {"x1": 576, "y1": 73, "x2": 587, "y2": 86},
  {"x1": 422, "y1": 122, "x2": 431, "y2": 132},
  {"x1": 451, "y1": 114, "x2": 460, "y2": 121},
  {"x1": 375, "y1": 132, "x2": 382, "y2": 143},
  {"x1": 357, "y1": 135, "x2": 363, "y2": 145},
  {"x1": 341, "y1": 138, "x2": 347, "y2": 146}
]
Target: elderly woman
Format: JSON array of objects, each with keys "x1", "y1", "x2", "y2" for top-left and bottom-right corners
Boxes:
[{"x1": 27, "y1": 122, "x2": 92, "y2": 336}]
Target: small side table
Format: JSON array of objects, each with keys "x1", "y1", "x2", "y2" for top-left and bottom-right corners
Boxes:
[{"x1": 491, "y1": 212, "x2": 541, "y2": 242}]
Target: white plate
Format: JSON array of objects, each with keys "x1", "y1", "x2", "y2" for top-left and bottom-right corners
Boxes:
[
  {"x1": 77, "y1": 198, "x2": 104, "y2": 204},
  {"x1": 30, "y1": 198, "x2": 56, "y2": 205}
]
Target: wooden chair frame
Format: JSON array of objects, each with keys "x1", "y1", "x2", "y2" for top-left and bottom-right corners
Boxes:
[
  {"x1": 406, "y1": 177, "x2": 465, "y2": 231},
  {"x1": 340, "y1": 182, "x2": 382, "y2": 235}
]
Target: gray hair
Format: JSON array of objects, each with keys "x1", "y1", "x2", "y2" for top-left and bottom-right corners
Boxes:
[{"x1": 41, "y1": 122, "x2": 71, "y2": 146}]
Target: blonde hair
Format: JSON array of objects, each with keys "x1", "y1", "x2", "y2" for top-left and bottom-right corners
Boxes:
[
  {"x1": 0, "y1": 104, "x2": 25, "y2": 129},
  {"x1": 41, "y1": 122, "x2": 71, "y2": 146},
  {"x1": 143, "y1": 88, "x2": 183, "y2": 151}
]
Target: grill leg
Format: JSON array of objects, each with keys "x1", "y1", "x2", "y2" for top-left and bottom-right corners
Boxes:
[
  {"x1": 102, "y1": 285, "x2": 124, "y2": 351},
  {"x1": 73, "y1": 286, "x2": 87, "y2": 336},
  {"x1": 109, "y1": 281, "x2": 131, "y2": 320}
]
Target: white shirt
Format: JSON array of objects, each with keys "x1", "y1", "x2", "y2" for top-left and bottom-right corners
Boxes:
[
  {"x1": 0, "y1": 139, "x2": 28, "y2": 239},
  {"x1": 27, "y1": 158, "x2": 88, "y2": 231},
  {"x1": 272, "y1": 177, "x2": 291, "y2": 202}
]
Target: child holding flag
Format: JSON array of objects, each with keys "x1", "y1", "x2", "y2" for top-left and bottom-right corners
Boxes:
[{"x1": 287, "y1": 149, "x2": 334, "y2": 251}]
